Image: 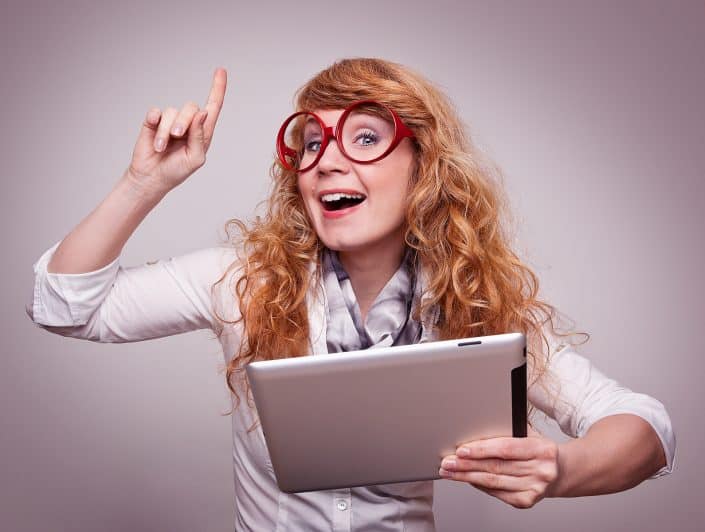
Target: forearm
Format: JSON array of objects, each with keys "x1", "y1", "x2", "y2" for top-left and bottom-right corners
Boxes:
[
  {"x1": 549, "y1": 413, "x2": 667, "y2": 497},
  {"x1": 47, "y1": 171, "x2": 167, "y2": 274}
]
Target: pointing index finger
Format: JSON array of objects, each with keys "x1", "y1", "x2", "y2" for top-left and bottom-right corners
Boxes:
[{"x1": 202, "y1": 67, "x2": 227, "y2": 146}]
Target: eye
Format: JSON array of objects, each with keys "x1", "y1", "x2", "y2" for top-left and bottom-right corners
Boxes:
[
  {"x1": 353, "y1": 129, "x2": 378, "y2": 146},
  {"x1": 304, "y1": 139, "x2": 321, "y2": 153}
]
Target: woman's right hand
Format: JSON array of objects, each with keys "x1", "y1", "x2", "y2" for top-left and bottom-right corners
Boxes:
[{"x1": 124, "y1": 67, "x2": 227, "y2": 197}]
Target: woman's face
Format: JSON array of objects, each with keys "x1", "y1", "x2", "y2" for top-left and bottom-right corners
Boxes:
[{"x1": 297, "y1": 108, "x2": 416, "y2": 258}]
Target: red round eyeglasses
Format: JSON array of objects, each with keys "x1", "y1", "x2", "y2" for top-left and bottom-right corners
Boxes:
[{"x1": 276, "y1": 100, "x2": 416, "y2": 173}]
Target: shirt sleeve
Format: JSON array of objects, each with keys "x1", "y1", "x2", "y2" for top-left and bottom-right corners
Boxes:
[
  {"x1": 528, "y1": 341, "x2": 676, "y2": 480},
  {"x1": 26, "y1": 239, "x2": 239, "y2": 343}
]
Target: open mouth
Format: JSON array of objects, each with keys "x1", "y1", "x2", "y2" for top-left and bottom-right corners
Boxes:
[{"x1": 320, "y1": 192, "x2": 367, "y2": 212}]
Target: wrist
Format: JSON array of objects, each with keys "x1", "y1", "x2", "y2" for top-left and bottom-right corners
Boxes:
[
  {"x1": 120, "y1": 168, "x2": 169, "y2": 206},
  {"x1": 547, "y1": 439, "x2": 580, "y2": 498}
]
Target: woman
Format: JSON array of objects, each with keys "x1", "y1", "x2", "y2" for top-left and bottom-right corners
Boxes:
[{"x1": 27, "y1": 58, "x2": 675, "y2": 531}]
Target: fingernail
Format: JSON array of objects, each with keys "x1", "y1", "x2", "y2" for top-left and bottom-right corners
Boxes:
[
  {"x1": 171, "y1": 125, "x2": 183, "y2": 136},
  {"x1": 155, "y1": 138, "x2": 165, "y2": 151},
  {"x1": 457, "y1": 448, "x2": 470, "y2": 458},
  {"x1": 441, "y1": 458, "x2": 456, "y2": 469},
  {"x1": 439, "y1": 468, "x2": 453, "y2": 478}
]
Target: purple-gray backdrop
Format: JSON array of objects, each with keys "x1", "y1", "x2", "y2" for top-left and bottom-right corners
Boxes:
[{"x1": 3, "y1": 0, "x2": 703, "y2": 530}]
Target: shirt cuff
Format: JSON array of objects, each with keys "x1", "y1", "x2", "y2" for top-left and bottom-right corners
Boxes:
[
  {"x1": 28, "y1": 240, "x2": 121, "y2": 326},
  {"x1": 575, "y1": 397, "x2": 676, "y2": 480},
  {"x1": 607, "y1": 407, "x2": 676, "y2": 479}
]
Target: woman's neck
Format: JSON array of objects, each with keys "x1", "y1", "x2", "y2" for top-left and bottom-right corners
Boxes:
[{"x1": 337, "y1": 240, "x2": 406, "y2": 322}]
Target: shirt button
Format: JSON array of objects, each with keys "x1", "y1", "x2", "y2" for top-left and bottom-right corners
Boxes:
[{"x1": 336, "y1": 499, "x2": 348, "y2": 511}]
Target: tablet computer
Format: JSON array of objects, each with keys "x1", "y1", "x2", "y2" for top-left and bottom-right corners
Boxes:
[{"x1": 246, "y1": 332, "x2": 526, "y2": 493}]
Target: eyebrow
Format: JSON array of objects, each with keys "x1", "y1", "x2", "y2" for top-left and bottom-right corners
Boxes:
[{"x1": 302, "y1": 119, "x2": 321, "y2": 134}]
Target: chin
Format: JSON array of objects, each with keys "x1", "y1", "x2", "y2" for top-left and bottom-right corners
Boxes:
[
  {"x1": 316, "y1": 229, "x2": 365, "y2": 252},
  {"x1": 312, "y1": 219, "x2": 405, "y2": 256},
  {"x1": 320, "y1": 234, "x2": 399, "y2": 258},
  {"x1": 319, "y1": 236, "x2": 361, "y2": 253}
]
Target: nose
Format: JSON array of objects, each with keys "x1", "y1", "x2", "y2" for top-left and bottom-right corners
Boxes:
[{"x1": 316, "y1": 131, "x2": 349, "y2": 175}]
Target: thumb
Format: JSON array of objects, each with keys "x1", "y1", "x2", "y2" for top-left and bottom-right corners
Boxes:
[{"x1": 135, "y1": 108, "x2": 161, "y2": 149}]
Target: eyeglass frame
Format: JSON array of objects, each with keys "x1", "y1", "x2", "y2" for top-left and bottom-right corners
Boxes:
[{"x1": 276, "y1": 99, "x2": 416, "y2": 173}]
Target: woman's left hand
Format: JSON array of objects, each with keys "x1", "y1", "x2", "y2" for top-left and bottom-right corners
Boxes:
[{"x1": 438, "y1": 427, "x2": 561, "y2": 508}]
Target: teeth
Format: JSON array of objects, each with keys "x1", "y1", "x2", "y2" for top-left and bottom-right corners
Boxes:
[{"x1": 321, "y1": 192, "x2": 365, "y2": 203}]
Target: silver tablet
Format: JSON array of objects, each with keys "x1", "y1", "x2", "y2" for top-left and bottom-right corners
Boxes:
[{"x1": 246, "y1": 332, "x2": 526, "y2": 493}]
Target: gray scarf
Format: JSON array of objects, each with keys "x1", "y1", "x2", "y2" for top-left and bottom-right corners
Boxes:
[{"x1": 322, "y1": 248, "x2": 422, "y2": 353}]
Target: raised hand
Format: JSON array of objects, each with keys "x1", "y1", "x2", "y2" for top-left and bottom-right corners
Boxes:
[{"x1": 125, "y1": 67, "x2": 227, "y2": 196}]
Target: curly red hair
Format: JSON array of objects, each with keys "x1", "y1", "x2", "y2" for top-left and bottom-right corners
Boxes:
[{"x1": 212, "y1": 58, "x2": 587, "y2": 416}]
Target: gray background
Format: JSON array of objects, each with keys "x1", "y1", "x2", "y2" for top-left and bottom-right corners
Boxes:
[{"x1": 2, "y1": 0, "x2": 703, "y2": 530}]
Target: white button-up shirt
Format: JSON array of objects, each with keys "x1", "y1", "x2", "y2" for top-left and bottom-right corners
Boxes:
[{"x1": 26, "y1": 241, "x2": 676, "y2": 531}]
